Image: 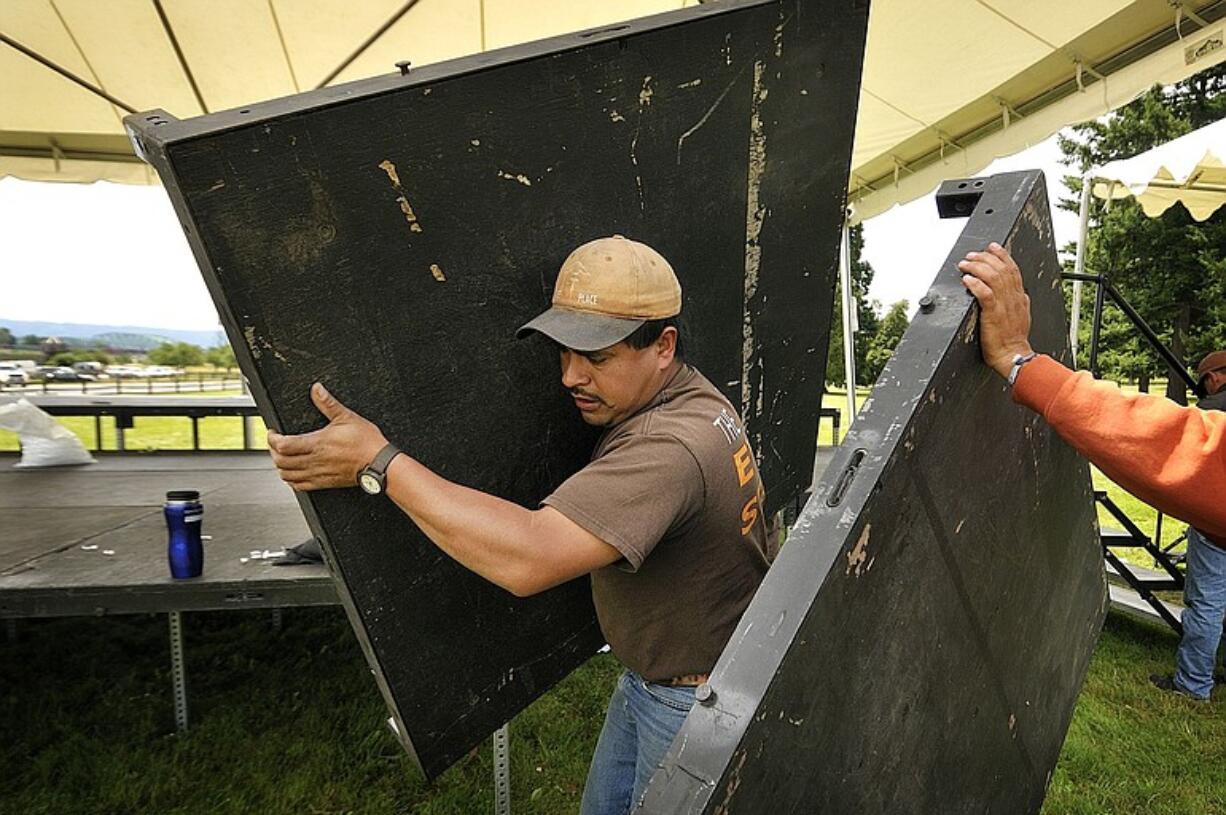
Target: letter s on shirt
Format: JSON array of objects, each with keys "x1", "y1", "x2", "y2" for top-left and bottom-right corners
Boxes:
[{"x1": 740, "y1": 493, "x2": 760, "y2": 535}]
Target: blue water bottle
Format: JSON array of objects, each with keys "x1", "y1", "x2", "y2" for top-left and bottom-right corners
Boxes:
[{"x1": 165, "y1": 490, "x2": 204, "y2": 579}]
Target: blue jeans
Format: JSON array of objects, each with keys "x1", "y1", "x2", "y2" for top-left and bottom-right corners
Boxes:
[
  {"x1": 1174, "y1": 527, "x2": 1226, "y2": 699},
  {"x1": 580, "y1": 670, "x2": 696, "y2": 815}
]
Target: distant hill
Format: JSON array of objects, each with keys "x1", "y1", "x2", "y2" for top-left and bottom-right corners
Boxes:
[
  {"x1": 92, "y1": 332, "x2": 180, "y2": 352},
  {"x1": 0, "y1": 318, "x2": 225, "y2": 349}
]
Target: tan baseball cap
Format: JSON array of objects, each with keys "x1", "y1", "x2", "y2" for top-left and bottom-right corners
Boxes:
[
  {"x1": 516, "y1": 235, "x2": 682, "y2": 351},
  {"x1": 1197, "y1": 350, "x2": 1226, "y2": 381}
]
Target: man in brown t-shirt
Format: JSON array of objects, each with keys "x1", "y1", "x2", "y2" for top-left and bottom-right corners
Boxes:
[{"x1": 267, "y1": 235, "x2": 774, "y2": 813}]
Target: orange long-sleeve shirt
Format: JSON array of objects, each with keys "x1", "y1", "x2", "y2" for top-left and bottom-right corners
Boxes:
[{"x1": 1013, "y1": 355, "x2": 1226, "y2": 547}]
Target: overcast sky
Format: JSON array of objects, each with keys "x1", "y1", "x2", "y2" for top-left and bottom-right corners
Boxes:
[
  {"x1": 861, "y1": 135, "x2": 1081, "y2": 312},
  {"x1": 0, "y1": 135, "x2": 1081, "y2": 333}
]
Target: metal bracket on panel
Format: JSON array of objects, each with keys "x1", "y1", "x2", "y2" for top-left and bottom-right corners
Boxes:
[
  {"x1": 934, "y1": 177, "x2": 989, "y2": 219},
  {"x1": 125, "y1": 109, "x2": 178, "y2": 161},
  {"x1": 224, "y1": 590, "x2": 267, "y2": 604}
]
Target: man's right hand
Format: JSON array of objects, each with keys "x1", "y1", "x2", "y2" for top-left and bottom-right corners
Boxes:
[{"x1": 957, "y1": 242, "x2": 1035, "y2": 379}]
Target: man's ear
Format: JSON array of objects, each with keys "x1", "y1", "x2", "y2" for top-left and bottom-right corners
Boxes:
[{"x1": 655, "y1": 326, "x2": 678, "y2": 367}]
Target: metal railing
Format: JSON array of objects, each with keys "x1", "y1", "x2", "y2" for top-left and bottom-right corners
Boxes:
[
  {"x1": 1098, "y1": 490, "x2": 1184, "y2": 634},
  {"x1": 0, "y1": 373, "x2": 244, "y2": 396},
  {"x1": 10, "y1": 394, "x2": 261, "y2": 452}
]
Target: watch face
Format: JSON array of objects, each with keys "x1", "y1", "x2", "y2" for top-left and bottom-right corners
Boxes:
[{"x1": 359, "y1": 472, "x2": 382, "y2": 494}]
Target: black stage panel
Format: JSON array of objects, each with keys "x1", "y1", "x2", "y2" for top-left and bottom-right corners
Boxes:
[
  {"x1": 640, "y1": 171, "x2": 1107, "y2": 814},
  {"x1": 126, "y1": 0, "x2": 868, "y2": 777}
]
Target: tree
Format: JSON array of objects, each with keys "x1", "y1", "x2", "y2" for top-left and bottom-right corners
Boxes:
[
  {"x1": 863, "y1": 300, "x2": 910, "y2": 383},
  {"x1": 0, "y1": 327, "x2": 13, "y2": 347},
  {"x1": 1058, "y1": 64, "x2": 1226, "y2": 393},
  {"x1": 826, "y1": 224, "x2": 883, "y2": 387},
  {"x1": 49, "y1": 350, "x2": 112, "y2": 366},
  {"x1": 147, "y1": 342, "x2": 205, "y2": 368},
  {"x1": 205, "y1": 344, "x2": 237, "y2": 369},
  {"x1": 20, "y1": 334, "x2": 42, "y2": 347}
]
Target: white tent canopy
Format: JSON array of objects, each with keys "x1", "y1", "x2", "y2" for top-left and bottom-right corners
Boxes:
[
  {"x1": 1092, "y1": 117, "x2": 1226, "y2": 221},
  {"x1": 3, "y1": 0, "x2": 1225, "y2": 217},
  {"x1": 1069, "y1": 116, "x2": 1226, "y2": 367}
]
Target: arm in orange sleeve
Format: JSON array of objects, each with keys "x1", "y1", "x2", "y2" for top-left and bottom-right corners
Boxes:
[{"x1": 1012, "y1": 355, "x2": 1226, "y2": 543}]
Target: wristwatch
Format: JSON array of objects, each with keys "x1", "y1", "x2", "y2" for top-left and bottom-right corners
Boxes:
[
  {"x1": 1007, "y1": 352, "x2": 1038, "y2": 387},
  {"x1": 358, "y1": 443, "x2": 403, "y2": 495}
]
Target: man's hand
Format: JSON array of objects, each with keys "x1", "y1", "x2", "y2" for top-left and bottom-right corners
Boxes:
[
  {"x1": 267, "y1": 383, "x2": 388, "y2": 491},
  {"x1": 957, "y1": 242, "x2": 1035, "y2": 379}
]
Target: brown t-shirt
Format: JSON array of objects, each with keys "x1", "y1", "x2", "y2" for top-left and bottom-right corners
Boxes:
[{"x1": 542, "y1": 364, "x2": 776, "y2": 681}]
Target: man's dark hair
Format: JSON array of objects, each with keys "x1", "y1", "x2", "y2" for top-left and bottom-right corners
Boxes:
[{"x1": 625, "y1": 316, "x2": 686, "y2": 359}]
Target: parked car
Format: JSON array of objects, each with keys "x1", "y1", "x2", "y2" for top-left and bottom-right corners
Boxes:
[
  {"x1": 106, "y1": 364, "x2": 148, "y2": 378},
  {"x1": 143, "y1": 365, "x2": 183, "y2": 377},
  {"x1": 0, "y1": 362, "x2": 30, "y2": 385},
  {"x1": 72, "y1": 361, "x2": 107, "y2": 378},
  {"x1": 44, "y1": 366, "x2": 97, "y2": 382}
]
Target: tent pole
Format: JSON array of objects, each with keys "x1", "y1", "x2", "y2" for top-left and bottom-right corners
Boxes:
[
  {"x1": 315, "y1": 0, "x2": 424, "y2": 88},
  {"x1": 839, "y1": 216, "x2": 858, "y2": 423},
  {"x1": 0, "y1": 32, "x2": 137, "y2": 114},
  {"x1": 1070, "y1": 173, "x2": 1092, "y2": 367}
]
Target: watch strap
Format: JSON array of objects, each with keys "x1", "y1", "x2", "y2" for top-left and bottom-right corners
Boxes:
[{"x1": 367, "y1": 442, "x2": 402, "y2": 477}]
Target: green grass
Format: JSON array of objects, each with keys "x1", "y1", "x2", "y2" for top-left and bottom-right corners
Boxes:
[
  {"x1": 3, "y1": 386, "x2": 1218, "y2": 812},
  {"x1": 1, "y1": 608, "x2": 616, "y2": 815},
  {"x1": 3, "y1": 609, "x2": 1220, "y2": 814},
  {"x1": 1045, "y1": 615, "x2": 1226, "y2": 815}
]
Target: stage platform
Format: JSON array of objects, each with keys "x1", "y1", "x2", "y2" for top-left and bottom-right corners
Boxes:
[
  {"x1": 0, "y1": 446, "x2": 843, "y2": 620},
  {"x1": 0, "y1": 452, "x2": 335, "y2": 618}
]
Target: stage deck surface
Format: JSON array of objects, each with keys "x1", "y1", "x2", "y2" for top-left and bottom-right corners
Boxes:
[{"x1": 0, "y1": 452, "x2": 335, "y2": 618}]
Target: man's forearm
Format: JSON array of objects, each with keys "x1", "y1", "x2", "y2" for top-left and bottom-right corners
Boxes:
[
  {"x1": 382, "y1": 454, "x2": 544, "y2": 593},
  {"x1": 1014, "y1": 355, "x2": 1226, "y2": 540}
]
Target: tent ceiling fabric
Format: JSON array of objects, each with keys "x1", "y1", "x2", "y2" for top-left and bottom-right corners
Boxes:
[
  {"x1": 849, "y1": 0, "x2": 1226, "y2": 222},
  {"x1": 2, "y1": 0, "x2": 1225, "y2": 218},
  {"x1": 1092, "y1": 117, "x2": 1226, "y2": 221}
]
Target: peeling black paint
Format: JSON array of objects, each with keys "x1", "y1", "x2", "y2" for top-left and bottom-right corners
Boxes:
[{"x1": 126, "y1": 0, "x2": 866, "y2": 780}]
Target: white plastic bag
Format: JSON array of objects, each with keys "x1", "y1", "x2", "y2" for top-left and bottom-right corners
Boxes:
[{"x1": 0, "y1": 398, "x2": 96, "y2": 468}]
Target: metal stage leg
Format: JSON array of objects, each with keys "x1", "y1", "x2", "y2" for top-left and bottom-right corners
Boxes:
[
  {"x1": 168, "y1": 611, "x2": 189, "y2": 732},
  {"x1": 271, "y1": 607, "x2": 283, "y2": 633},
  {"x1": 493, "y1": 723, "x2": 510, "y2": 815}
]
